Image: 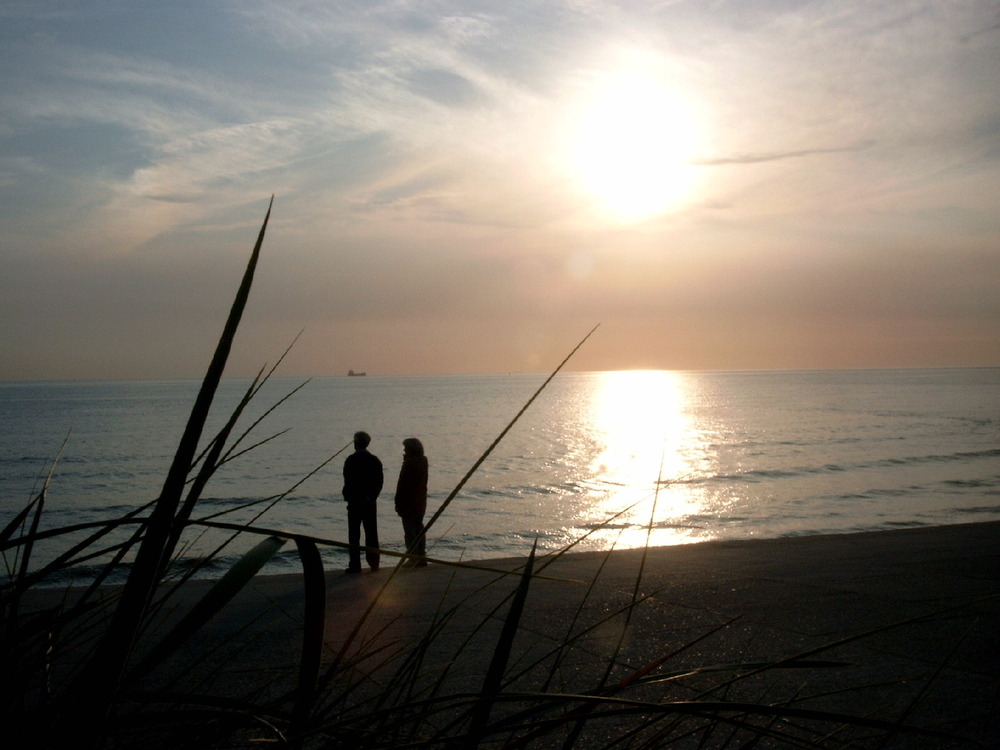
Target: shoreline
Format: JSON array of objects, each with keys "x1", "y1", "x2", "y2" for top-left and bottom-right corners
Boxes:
[{"x1": 246, "y1": 518, "x2": 1000, "y2": 594}]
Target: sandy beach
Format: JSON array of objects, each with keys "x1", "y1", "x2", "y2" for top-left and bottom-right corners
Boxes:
[{"x1": 119, "y1": 520, "x2": 999, "y2": 747}]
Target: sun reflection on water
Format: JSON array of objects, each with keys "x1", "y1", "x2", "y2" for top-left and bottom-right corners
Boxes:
[{"x1": 573, "y1": 370, "x2": 718, "y2": 548}]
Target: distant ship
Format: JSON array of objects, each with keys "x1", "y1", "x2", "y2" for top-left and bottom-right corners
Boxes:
[{"x1": 347, "y1": 369, "x2": 367, "y2": 377}]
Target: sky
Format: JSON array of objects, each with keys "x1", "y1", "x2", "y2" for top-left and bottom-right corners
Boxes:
[{"x1": 2, "y1": 0, "x2": 998, "y2": 381}]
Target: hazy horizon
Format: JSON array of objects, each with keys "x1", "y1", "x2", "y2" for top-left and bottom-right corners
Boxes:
[
  {"x1": 4, "y1": 363, "x2": 998, "y2": 387},
  {"x1": 3, "y1": 2, "x2": 998, "y2": 381}
]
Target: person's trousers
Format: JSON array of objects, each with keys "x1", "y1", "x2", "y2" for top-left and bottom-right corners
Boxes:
[
  {"x1": 401, "y1": 515, "x2": 426, "y2": 558},
  {"x1": 347, "y1": 501, "x2": 380, "y2": 570}
]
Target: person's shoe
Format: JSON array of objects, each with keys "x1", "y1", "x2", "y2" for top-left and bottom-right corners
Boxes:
[
  {"x1": 369, "y1": 564, "x2": 379, "y2": 572},
  {"x1": 415, "y1": 560, "x2": 428, "y2": 568},
  {"x1": 345, "y1": 567, "x2": 362, "y2": 575}
]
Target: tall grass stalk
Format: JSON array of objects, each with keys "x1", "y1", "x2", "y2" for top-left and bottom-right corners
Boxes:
[
  {"x1": 58, "y1": 197, "x2": 274, "y2": 745},
  {"x1": 419, "y1": 324, "x2": 599, "y2": 546}
]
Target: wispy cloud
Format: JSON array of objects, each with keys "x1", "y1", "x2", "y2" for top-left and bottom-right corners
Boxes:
[
  {"x1": 694, "y1": 141, "x2": 876, "y2": 166},
  {"x1": 1, "y1": 0, "x2": 998, "y2": 379}
]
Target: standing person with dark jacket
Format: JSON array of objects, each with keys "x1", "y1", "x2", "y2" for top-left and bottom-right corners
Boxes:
[
  {"x1": 342, "y1": 431, "x2": 383, "y2": 573},
  {"x1": 394, "y1": 437, "x2": 428, "y2": 566}
]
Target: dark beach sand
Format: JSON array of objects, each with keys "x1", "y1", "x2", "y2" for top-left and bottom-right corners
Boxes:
[
  {"x1": 26, "y1": 521, "x2": 998, "y2": 747},
  {"x1": 123, "y1": 520, "x2": 1000, "y2": 747}
]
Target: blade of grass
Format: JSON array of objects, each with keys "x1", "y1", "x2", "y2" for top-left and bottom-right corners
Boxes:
[
  {"x1": 313, "y1": 325, "x2": 599, "y2": 708},
  {"x1": 419, "y1": 324, "x2": 599, "y2": 544},
  {"x1": 469, "y1": 692, "x2": 964, "y2": 745},
  {"x1": 213, "y1": 341, "x2": 307, "y2": 469},
  {"x1": 1, "y1": 506, "x2": 155, "y2": 593},
  {"x1": 162, "y1": 367, "x2": 309, "y2": 578},
  {"x1": 4, "y1": 433, "x2": 68, "y2": 589},
  {"x1": 3, "y1": 486, "x2": 47, "y2": 632},
  {"x1": 62, "y1": 197, "x2": 273, "y2": 746},
  {"x1": 189, "y1": 519, "x2": 573, "y2": 583},
  {"x1": 694, "y1": 592, "x2": 1000, "y2": 703},
  {"x1": 874, "y1": 618, "x2": 978, "y2": 749},
  {"x1": 153, "y1": 444, "x2": 349, "y2": 603},
  {"x1": 290, "y1": 536, "x2": 326, "y2": 738},
  {"x1": 558, "y1": 446, "x2": 667, "y2": 749},
  {"x1": 129, "y1": 535, "x2": 287, "y2": 680},
  {"x1": 467, "y1": 541, "x2": 537, "y2": 745},
  {"x1": 159, "y1": 369, "x2": 267, "y2": 573}
]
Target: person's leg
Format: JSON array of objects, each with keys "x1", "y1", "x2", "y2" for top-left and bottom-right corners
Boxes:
[
  {"x1": 346, "y1": 504, "x2": 362, "y2": 572},
  {"x1": 413, "y1": 516, "x2": 426, "y2": 558},
  {"x1": 402, "y1": 515, "x2": 426, "y2": 562},
  {"x1": 362, "y1": 503, "x2": 380, "y2": 570},
  {"x1": 401, "y1": 516, "x2": 416, "y2": 558}
]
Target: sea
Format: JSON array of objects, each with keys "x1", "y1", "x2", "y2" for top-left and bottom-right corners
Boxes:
[{"x1": 2, "y1": 368, "x2": 998, "y2": 585}]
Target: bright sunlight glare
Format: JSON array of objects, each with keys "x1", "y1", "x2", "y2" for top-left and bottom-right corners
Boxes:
[
  {"x1": 583, "y1": 370, "x2": 711, "y2": 547},
  {"x1": 559, "y1": 69, "x2": 704, "y2": 222}
]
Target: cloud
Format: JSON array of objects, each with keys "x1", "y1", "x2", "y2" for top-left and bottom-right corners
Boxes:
[
  {"x1": 694, "y1": 141, "x2": 876, "y2": 166},
  {"x1": 1, "y1": 1, "x2": 998, "y2": 380}
]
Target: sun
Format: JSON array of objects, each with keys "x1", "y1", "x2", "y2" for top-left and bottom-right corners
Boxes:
[{"x1": 558, "y1": 68, "x2": 704, "y2": 222}]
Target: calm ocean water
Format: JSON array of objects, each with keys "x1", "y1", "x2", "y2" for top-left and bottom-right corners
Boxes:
[{"x1": 2, "y1": 368, "x2": 998, "y2": 583}]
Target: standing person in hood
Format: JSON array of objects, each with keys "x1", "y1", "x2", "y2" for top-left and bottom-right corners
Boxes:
[
  {"x1": 342, "y1": 431, "x2": 383, "y2": 573},
  {"x1": 394, "y1": 437, "x2": 428, "y2": 567}
]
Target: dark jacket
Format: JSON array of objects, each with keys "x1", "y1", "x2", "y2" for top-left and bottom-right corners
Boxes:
[
  {"x1": 343, "y1": 449, "x2": 383, "y2": 505},
  {"x1": 394, "y1": 454, "x2": 428, "y2": 517}
]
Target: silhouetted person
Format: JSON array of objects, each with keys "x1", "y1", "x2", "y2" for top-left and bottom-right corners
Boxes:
[
  {"x1": 342, "y1": 430, "x2": 383, "y2": 573},
  {"x1": 394, "y1": 437, "x2": 428, "y2": 566}
]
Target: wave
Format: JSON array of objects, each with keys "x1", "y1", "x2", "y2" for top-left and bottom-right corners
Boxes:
[
  {"x1": 954, "y1": 505, "x2": 1000, "y2": 516},
  {"x1": 579, "y1": 520, "x2": 707, "y2": 532},
  {"x1": 940, "y1": 477, "x2": 999, "y2": 489},
  {"x1": 657, "y1": 448, "x2": 1000, "y2": 487}
]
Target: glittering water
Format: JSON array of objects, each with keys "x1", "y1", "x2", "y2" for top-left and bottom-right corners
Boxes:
[{"x1": 2, "y1": 368, "x2": 998, "y2": 582}]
